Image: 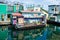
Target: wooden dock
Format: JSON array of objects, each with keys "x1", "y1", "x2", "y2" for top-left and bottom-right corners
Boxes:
[{"x1": 0, "y1": 21, "x2": 10, "y2": 26}]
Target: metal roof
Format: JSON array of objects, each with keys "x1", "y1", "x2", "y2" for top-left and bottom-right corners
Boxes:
[
  {"x1": 21, "y1": 10, "x2": 41, "y2": 13},
  {"x1": 48, "y1": 5, "x2": 60, "y2": 7}
]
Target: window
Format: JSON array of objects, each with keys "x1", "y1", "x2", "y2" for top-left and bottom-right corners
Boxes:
[
  {"x1": 8, "y1": 6, "x2": 13, "y2": 12},
  {"x1": 7, "y1": 14, "x2": 11, "y2": 18},
  {"x1": 36, "y1": 9, "x2": 38, "y2": 11},
  {"x1": 55, "y1": 8, "x2": 57, "y2": 11},
  {"x1": 52, "y1": 9, "x2": 54, "y2": 11},
  {"x1": 1, "y1": 14, "x2": 4, "y2": 21},
  {"x1": 18, "y1": 18, "x2": 24, "y2": 24},
  {"x1": 7, "y1": 14, "x2": 11, "y2": 22}
]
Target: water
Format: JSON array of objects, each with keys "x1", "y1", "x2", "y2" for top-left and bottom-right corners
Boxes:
[
  {"x1": 47, "y1": 24, "x2": 60, "y2": 40},
  {"x1": 0, "y1": 24, "x2": 60, "y2": 40}
]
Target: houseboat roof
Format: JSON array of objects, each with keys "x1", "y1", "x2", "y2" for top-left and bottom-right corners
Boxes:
[
  {"x1": 49, "y1": 5, "x2": 60, "y2": 7},
  {"x1": 21, "y1": 10, "x2": 41, "y2": 13},
  {"x1": 12, "y1": 12, "x2": 22, "y2": 16}
]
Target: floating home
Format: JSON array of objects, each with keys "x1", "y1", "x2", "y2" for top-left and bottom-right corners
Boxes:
[
  {"x1": 0, "y1": 3, "x2": 24, "y2": 24},
  {"x1": 11, "y1": 4, "x2": 47, "y2": 28},
  {"x1": 11, "y1": 10, "x2": 46, "y2": 28},
  {"x1": 48, "y1": 5, "x2": 60, "y2": 22},
  {"x1": 21, "y1": 10, "x2": 46, "y2": 26}
]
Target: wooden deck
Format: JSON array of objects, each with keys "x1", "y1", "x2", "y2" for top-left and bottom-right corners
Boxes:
[
  {"x1": 0, "y1": 21, "x2": 10, "y2": 26},
  {"x1": 12, "y1": 24, "x2": 45, "y2": 31}
]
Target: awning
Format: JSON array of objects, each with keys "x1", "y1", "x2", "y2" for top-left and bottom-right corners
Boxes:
[{"x1": 12, "y1": 13, "x2": 22, "y2": 16}]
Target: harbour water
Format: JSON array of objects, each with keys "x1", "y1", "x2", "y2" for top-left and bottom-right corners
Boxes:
[{"x1": 0, "y1": 24, "x2": 60, "y2": 40}]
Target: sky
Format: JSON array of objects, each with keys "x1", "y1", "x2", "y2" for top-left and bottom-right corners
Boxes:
[{"x1": 5, "y1": 0, "x2": 60, "y2": 11}]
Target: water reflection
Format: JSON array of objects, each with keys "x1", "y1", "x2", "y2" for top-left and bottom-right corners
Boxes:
[
  {"x1": 0, "y1": 26, "x2": 8, "y2": 40},
  {"x1": 47, "y1": 24, "x2": 60, "y2": 40},
  {"x1": 0, "y1": 24, "x2": 60, "y2": 40}
]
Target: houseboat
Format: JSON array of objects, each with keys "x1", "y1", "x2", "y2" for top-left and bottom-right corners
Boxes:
[
  {"x1": 0, "y1": 3, "x2": 24, "y2": 25},
  {"x1": 48, "y1": 5, "x2": 60, "y2": 22}
]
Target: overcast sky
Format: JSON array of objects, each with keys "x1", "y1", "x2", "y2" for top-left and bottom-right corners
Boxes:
[{"x1": 5, "y1": 0, "x2": 60, "y2": 11}]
